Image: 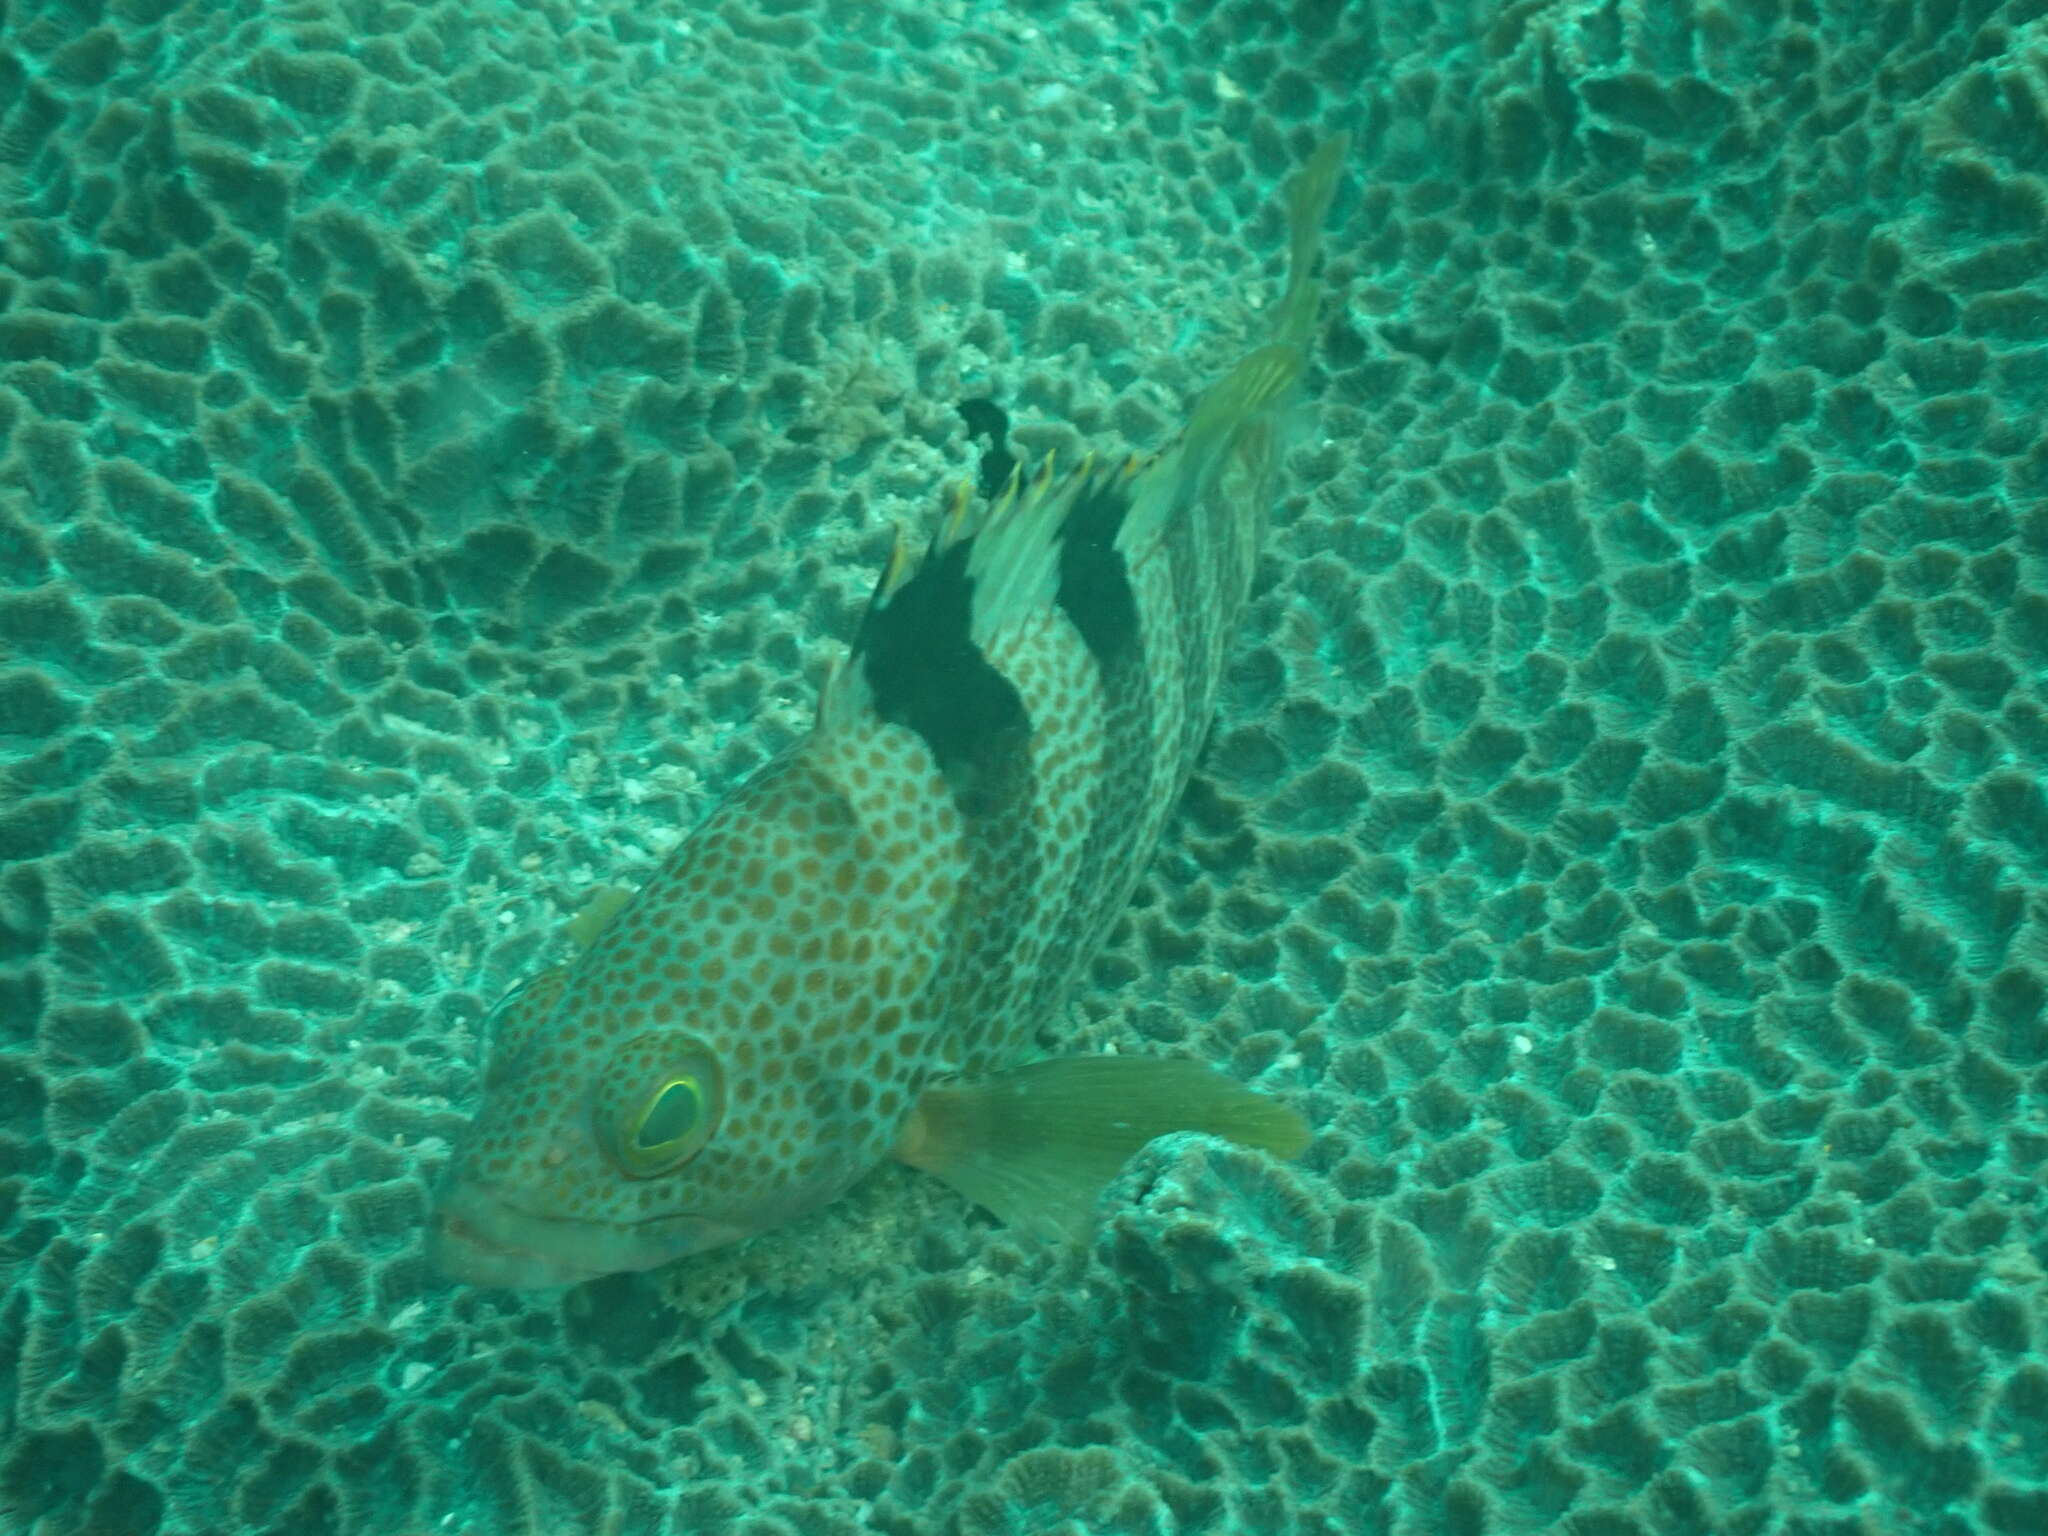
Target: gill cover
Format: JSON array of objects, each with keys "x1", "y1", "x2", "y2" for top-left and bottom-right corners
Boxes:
[
  {"x1": 481, "y1": 966, "x2": 569, "y2": 1090},
  {"x1": 480, "y1": 888, "x2": 639, "y2": 1089}
]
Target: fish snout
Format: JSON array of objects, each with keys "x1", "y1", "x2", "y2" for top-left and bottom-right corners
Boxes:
[
  {"x1": 428, "y1": 1177, "x2": 750, "y2": 1288},
  {"x1": 427, "y1": 1180, "x2": 599, "y2": 1290}
]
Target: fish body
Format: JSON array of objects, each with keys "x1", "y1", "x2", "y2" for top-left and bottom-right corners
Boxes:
[{"x1": 432, "y1": 137, "x2": 1347, "y2": 1288}]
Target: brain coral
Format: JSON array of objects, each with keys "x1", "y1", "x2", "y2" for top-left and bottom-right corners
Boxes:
[{"x1": 3, "y1": 0, "x2": 2047, "y2": 1533}]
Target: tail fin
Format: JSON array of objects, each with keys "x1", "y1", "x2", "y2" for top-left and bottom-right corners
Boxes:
[
  {"x1": 1157, "y1": 133, "x2": 1348, "y2": 514},
  {"x1": 1272, "y1": 131, "x2": 1349, "y2": 354}
]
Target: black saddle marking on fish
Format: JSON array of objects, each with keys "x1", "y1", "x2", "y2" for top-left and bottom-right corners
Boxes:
[
  {"x1": 958, "y1": 397, "x2": 1017, "y2": 501},
  {"x1": 1053, "y1": 470, "x2": 1142, "y2": 679},
  {"x1": 855, "y1": 536, "x2": 1032, "y2": 820}
]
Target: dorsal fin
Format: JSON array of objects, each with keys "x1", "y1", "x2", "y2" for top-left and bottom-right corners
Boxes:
[{"x1": 961, "y1": 450, "x2": 1078, "y2": 646}]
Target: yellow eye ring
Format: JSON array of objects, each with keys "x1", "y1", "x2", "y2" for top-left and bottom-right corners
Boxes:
[{"x1": 599, "y1": 1035, "x2": 724, "y2": 1177}]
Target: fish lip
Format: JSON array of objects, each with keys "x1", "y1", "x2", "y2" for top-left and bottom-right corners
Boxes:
[
  {"x1": 431, "y1": 1206, "x2": 607, "y2": 1288},
  {"x1": 429, "y1": 1180, "x2": 741, "y2": 1288}
]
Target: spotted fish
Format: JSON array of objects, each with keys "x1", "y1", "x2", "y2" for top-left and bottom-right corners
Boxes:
[{"x1": 430, "y1": 136, "x2": 1348, "y2": 1288}]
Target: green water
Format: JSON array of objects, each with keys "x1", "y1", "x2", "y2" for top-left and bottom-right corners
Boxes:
[{"x1": 2, "y1": 1, "x2": 2046, "y2": 1533}]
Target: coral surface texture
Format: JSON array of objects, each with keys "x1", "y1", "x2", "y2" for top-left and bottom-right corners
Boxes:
[{"x1": 3, "y1": 0, "x2": 2047, "y2": 1533}]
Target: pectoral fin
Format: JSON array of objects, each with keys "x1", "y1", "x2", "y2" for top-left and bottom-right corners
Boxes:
[
  {"x1": 563, "y1": 884, "x2": 636, "y2": 949},
  {"x1": 894, "y1": 1055, "x2": 1310, "y2": 1239}
]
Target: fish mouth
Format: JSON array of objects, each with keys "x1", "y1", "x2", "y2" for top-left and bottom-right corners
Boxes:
[{"x1": 429, "y1": 1181, "x2": 745, "y2": 1290}]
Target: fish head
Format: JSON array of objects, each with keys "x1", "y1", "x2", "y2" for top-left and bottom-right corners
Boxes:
[
  {"x1": 429, "y1": 997, "x2": 754, "y2": 1288},
  {"x1": 429, "y1": 748, "x2": 958, "y2": 1288}
]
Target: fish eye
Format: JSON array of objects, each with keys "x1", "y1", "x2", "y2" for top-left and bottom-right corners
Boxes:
[
  {"x1": 634, "y1": 1077, "x2": 703, "y2": 1151},
  {"x1": 598, "y1": 1034, "x2": 724, "y2": 1177}
]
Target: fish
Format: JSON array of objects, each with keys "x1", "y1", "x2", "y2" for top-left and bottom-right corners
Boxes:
[{"x1": 430, "y1": 134, "x2": 1349, "y2": 1288}]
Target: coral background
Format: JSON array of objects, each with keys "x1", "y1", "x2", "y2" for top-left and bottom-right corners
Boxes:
[{"x1": 2, "y1": 1, "x2": 2046, "y2": 1532}]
